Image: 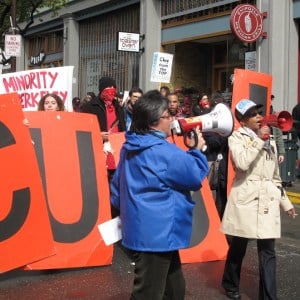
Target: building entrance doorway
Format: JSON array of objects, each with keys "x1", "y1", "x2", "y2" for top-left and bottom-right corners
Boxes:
[{"x1": 164, "y1": 37, "x2": 249, "y2": 104}]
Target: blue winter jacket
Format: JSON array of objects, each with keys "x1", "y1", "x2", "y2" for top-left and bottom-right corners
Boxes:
[{"x1": 110, "y1": 131, "x2": 209, "y2": 252}]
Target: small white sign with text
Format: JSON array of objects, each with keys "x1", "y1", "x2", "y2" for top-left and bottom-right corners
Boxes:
[{"x1": 150, "y1": 52, "x2": 173, "y2": 83}]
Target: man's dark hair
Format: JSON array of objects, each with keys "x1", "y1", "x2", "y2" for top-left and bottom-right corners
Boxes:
[
  {"x1": 131, "y1": 90, "x2": 169, "y2": 134},
  {"x1": 87, "y1": 91, "x2": 96, "y2": 98},
  {"x1": 129, "y1": 87, "x2": 143, "y2": 97},
  {"x1": 160, "y1": 86, "x2": 170, "y2": 96}
]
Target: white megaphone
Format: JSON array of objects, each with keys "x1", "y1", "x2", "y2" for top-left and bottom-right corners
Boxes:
[{"x1": 170, "y1": 103, "x2": 234, "y2": 137}]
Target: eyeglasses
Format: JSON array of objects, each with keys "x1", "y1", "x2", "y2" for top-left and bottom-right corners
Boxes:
[
  {"x1": 160, "y1": 115, "x2": 172, "y2": 120},
  {"x1": 248, "y1": 111, "x2": 262, "y2": 118}
]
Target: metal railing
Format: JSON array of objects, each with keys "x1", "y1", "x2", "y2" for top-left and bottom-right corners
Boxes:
[{"x1": 161, "y1": 0, "x2": 255, "y2": 25}]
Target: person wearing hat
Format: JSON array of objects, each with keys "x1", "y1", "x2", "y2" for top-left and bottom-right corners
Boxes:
[
  {"x1": 82, "y1": 76, "x2": 126, "y2": 180},
  {"x1": 221, "y1": 99, "x2": 296, "y2": 300},
  {"x1": 116, "y1": 91, "x2": 125, "y2": 108},
  {"x1": 82, "y1": 76, "x2": 125, "y2": 135}
]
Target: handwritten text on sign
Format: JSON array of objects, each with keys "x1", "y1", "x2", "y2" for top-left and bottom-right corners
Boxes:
[
  {"x1": 150, "y1": 52, "x2": 173, "y2": 83},
  {"x1": 0, "y1": 66, "x2": 74, "y2": 111}
]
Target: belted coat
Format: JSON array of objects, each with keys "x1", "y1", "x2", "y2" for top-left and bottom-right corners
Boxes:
[{"x1": 221, "y1": 127, "x2": 293, "y2": 239}]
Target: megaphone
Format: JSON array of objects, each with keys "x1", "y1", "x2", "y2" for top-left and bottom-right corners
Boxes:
[
  {"x1": 262, "y1": 111, "x2": 293, "y2": 132},
  {"x1": 171, "y1": 103, "x2": 234, "y2": 137}
]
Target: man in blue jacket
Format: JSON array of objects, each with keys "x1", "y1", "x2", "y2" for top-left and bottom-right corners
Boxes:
[{"x1": 110, "y1": 90, "x2": 209, "y2": 300}]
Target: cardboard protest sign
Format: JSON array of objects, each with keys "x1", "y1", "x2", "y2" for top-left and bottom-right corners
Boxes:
[
  {"x1": 24, "y1": 112, "x2": 113, "y2": 269},
  {"x1": 170, "y1": 136, "x2": 228, "y2": 263},
  {"x1": 0, "y1": 66, "x2": 74, "y2": 112},
  {"x1": 0, "y1": 93, "x2": 55, "y2": 273},
  {"x1": 228, "y1": 68, "x2": 272, "y2": 188}
]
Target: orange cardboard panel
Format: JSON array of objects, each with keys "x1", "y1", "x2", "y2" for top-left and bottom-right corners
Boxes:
[
  {"x1": 24, "y1": 112, "x2": 112, "y2": 269},
  {"x1": 0, "y1": 93, "x2": 55, "y2": 273}
]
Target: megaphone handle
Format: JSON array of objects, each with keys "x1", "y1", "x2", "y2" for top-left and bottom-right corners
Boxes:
[
  {"x1": 183, "y1": 129, "x2": 207, "y2": 151},
  {"x1": 261, "y1": 121, "x2": 270, "y2": 140},
  {"x1": 183, "y1": 130, "x2": 198, "y2": 149}
]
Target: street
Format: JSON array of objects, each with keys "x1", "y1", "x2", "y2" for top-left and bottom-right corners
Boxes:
[{"x1": 0, "y1": 204, "x2": 299, "y2": 300}]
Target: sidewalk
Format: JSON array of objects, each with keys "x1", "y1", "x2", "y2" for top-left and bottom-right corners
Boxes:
[{"x1": 285, "y1": 175, "x2": 300, "y2": 204}]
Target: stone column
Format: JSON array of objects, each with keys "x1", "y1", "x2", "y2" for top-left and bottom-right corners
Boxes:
[
  {"x1": 62, "y1": 13, "x2": 79, "y2": 99},
  {"x1": 257, "y1": 0, "x2": 297, "y2": 111},
  {"x1": 139, "y1": 0, "x2": 161, "y2": 92}
]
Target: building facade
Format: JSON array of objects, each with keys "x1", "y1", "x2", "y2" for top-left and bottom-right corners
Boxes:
[{"x1": 13, "y1": 0, "x2": 300, "y2": 111}]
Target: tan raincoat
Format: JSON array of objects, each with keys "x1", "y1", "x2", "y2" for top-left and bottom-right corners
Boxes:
[{"x1": 221, "y1": 127, "x2": 293, "y2": 239}]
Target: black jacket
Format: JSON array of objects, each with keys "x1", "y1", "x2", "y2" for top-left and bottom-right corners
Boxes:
[
  {"x1": 82, "y1": 96, "x2": 126, "y2": 132},
  {"x1": 204, "y1": 132, "x2": 229, "y2": 191},
  {"x1": 191, "y1": 103, "x2": 212, "y2": 117}
]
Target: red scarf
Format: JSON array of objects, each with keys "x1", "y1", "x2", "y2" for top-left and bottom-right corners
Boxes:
[
  {"x1": 100, "y1": 87, "x2": 118, "y2": 133},
  {"x1": 100, "y1": 87, "x2": 118, "y2": 170}
]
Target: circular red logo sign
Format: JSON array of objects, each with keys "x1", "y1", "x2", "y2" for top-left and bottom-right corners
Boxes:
[{"x1": 230, "y1": 4, "x2": 263, "y2": 43}]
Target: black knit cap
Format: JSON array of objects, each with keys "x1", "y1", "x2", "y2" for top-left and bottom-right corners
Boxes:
[{"x1": 98, "y1": 76, "x2": 116, "y2": 94}]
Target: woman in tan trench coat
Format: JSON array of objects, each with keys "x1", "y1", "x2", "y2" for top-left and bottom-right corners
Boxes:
[{"x1": 221, "y1": 99, "x2": 296, "y2": 300}]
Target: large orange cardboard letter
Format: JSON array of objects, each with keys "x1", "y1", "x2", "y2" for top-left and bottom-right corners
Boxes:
[
  {"x1": 24, "y1": 112, "x2": 112, "y2": 269},
  {"x1": 0, "y1": 93, "x2": 55, "y2": 273},
  {"x1": 170, "y1": 136, "x2": 228, "y2": 263}
]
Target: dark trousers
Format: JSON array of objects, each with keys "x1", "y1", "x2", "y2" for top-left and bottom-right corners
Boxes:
[
  {"x1": 215, "y1": 185, "x2": 227, "y2": 219},
  {"x1": 222, "y1": 237, "x2": 277, "y2": 300},
  {"x1": 130, "y1": 250, "x2": 185, "y2": 300}
]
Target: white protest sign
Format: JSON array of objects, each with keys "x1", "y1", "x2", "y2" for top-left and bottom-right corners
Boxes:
[
  {"x1": 0, "y1": 66, "x2": 74, "y2": 111},
  {"x1": 5, "y1": 34, "x2": 22, "y2": 57},
  {"x1": 150, "y1": 52, "x2": 173, "y2": 83}
]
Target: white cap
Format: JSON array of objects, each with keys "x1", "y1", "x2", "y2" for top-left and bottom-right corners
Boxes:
[{"x1": 235, "y1": 99, "x2": 263, "y2": 116}]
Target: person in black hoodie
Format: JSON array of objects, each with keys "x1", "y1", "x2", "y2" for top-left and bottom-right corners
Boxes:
[
  {"x1": 82, "y1": 76, "x2": 125, "y2": 136},
  {"x1": 82, "y1": 76, "x2": 126, "y2": 182}
]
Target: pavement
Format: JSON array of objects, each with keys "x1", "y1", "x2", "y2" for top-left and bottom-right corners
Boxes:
[
  {"x1": 285, "y1": 172, "x2": 300, "y2": 204},
  {"x1": 0, "y1": 211, "x2": 299, "y2": 300},
  {"x1": 0, "y1": 201, "x2": 299, "y2": 300},
  {"x1": 0, "y1": 171, "x2": 298, "y2": 299}
]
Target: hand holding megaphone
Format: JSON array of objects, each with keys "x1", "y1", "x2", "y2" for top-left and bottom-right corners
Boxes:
[
  {"x1": 170, "y1": 103, "x2": 234, "y2": 149},
  {"x1": 258, "y1": 125, "x2": 271, "y2": 140},
  {"x1": 183, "y1": 127, "x2": 207, "y2": 151}
]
